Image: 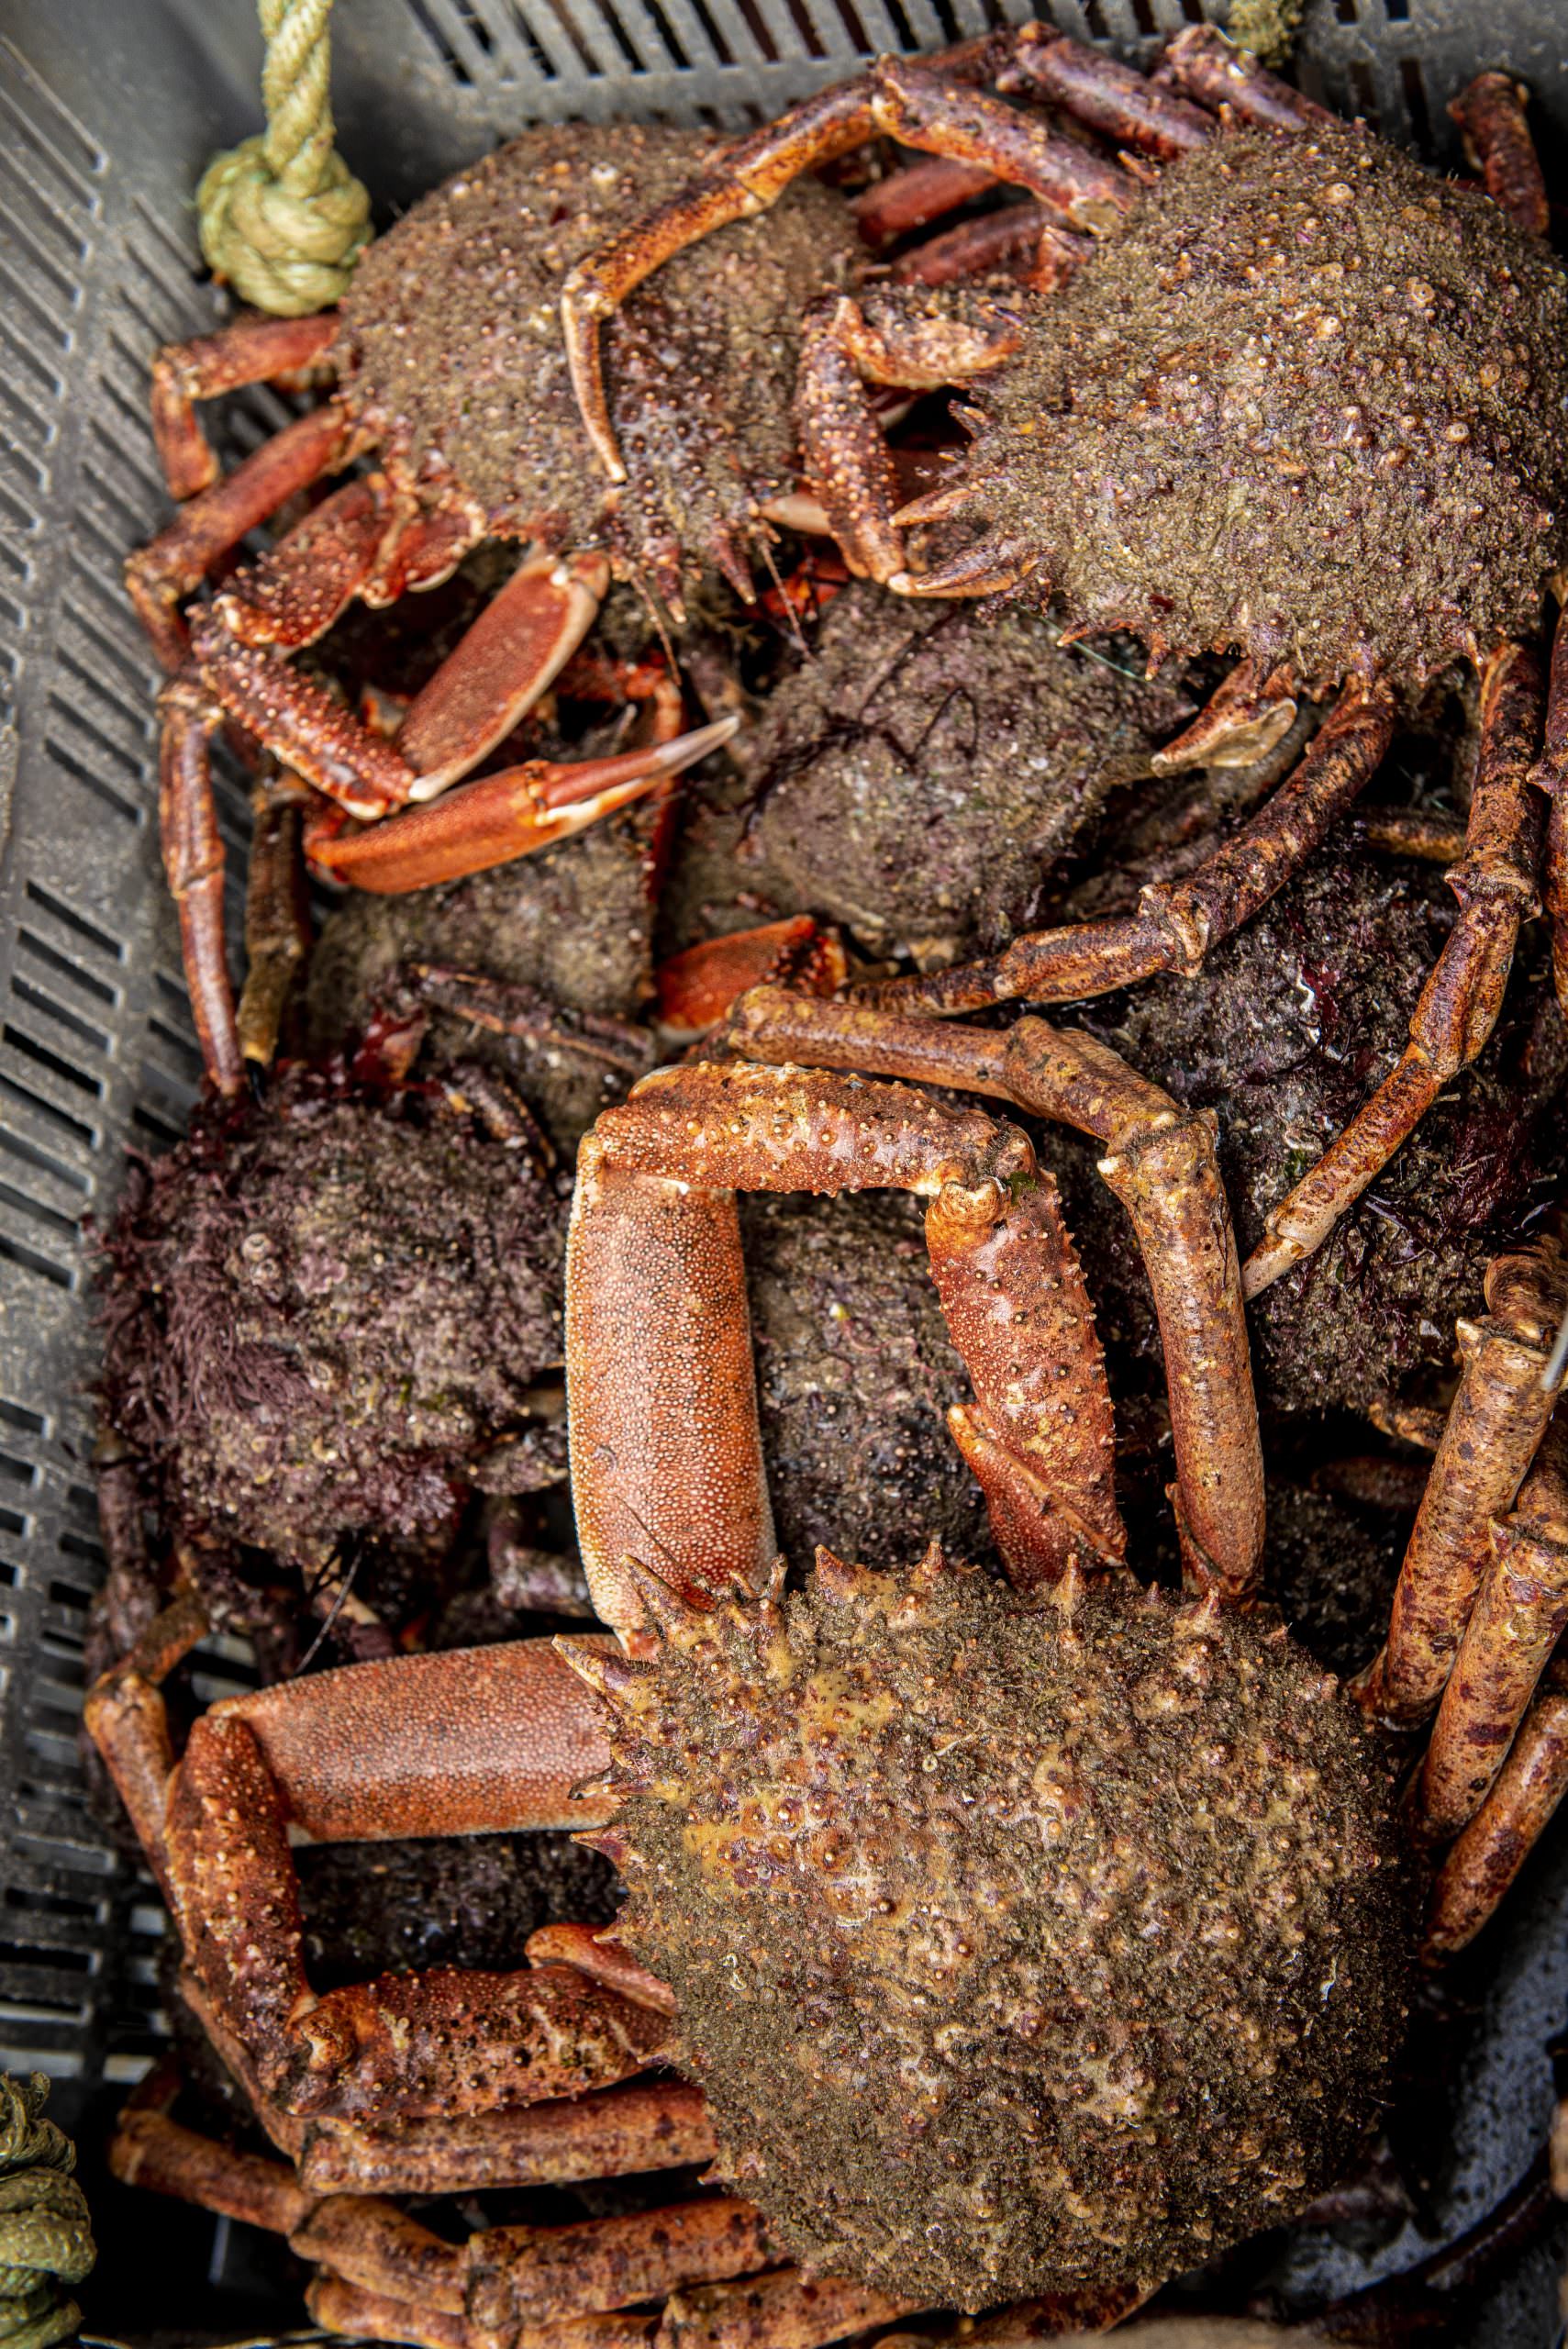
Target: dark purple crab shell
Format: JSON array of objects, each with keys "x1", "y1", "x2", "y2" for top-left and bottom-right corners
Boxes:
[
  {"x1": 951, "y1": 121, "x2": 1568, "y2": 691},
  {"x1": 333, "y1": 123, "x2": 861, "y2": 598}
]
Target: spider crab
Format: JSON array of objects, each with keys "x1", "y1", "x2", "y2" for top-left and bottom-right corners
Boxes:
[
  {"x1": 561, "y1": 29, "x2": 1568, "y2": 1294},
  {"x1": 88, "y1": 1022, "x2": 1568, "y2": 2339}
]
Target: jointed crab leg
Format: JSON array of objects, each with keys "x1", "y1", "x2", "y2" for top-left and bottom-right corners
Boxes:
[
  {"x1": 719, "y1": 986, "x2": 1262, "y2": 1601},
  {"x1": 1448, "y1": 71, "x2": 1550, "y2": 237},
  {"x1": 1530, "y1": 597, "x2": 1568, "y2": 1015},
  {"x1": 561, "y1": 56, "x2": 1133, "y2": 486},
  {"x1": 1424, "y1": 1659, "x2": 1568, "y2": 1959},
  {"x1": 858, "y1": 677, "x2": 1396, "y2": 1016},
  {"x1": 1356, "y1": 1233, "x2": 1568, "y2": 1729},
  {"x1": 238, "y1": 771, "x2": 313, "y2": 1067},
  {"x1": 570, "y1": 1062, "x2": 1124, "y2": 1635},
  {"x1": 150, "y1": 311, "x2": 340, "y2": 499},
  {"x1": 1157, "y1": 23, "x2": 1331, "y2": 130},
  {"x1": 1245, "y1": 645, "x2": 1546, "y2": 1297},
  {"x1": 305, "y1": 717, "x2": 738, "y2": 894},
  {"x1": 297, "y1": 2076, "x2": 716, "y2": 2198},
  {"x1": 1419, "y1": 1512, "x2": 1568, "y2": 1840}
]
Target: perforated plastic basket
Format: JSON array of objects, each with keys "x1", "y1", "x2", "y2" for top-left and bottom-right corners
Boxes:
[{"x1": 2, "y1": 0, "x2": 1567, "y2": 2337}]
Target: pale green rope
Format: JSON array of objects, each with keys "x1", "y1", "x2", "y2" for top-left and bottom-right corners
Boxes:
[
  {"x1": 0, "y1": 2076, "x2": 95, "y2": 2349},
  {"x1": 196, "y1": 0, "x2": 372, "y2": 316}
]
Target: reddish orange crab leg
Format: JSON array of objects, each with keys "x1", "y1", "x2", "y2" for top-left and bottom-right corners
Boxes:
[
  {"x1": 127, "y1": 404, "x2": 352, "y2": 670},
  {"x1": 655, "y1": 918, "x2": 846, "y2": 1042},
  {"x1": 1356, "y1": 1234, "x2": 1568, "y2": 1729},
  {"x1": 396, "y1": 551, "x2": 612, "y2": 796},
  {"x1": 307, "y1": 716, "x2": 738, "y2": 894},
  {"x1": 149, "y1": 311, "x2": 340, "y2": 500},
  {"x1": 996, "y1": 22, "x2": 1214, "y2": 158},
  {"x1": 158, "y1": 674, "x2": 244, "y2": 1093},
  {"x1": 570, "y1": 1063, "x2": 1124, "y2": 1632},
  {"x1": 217, "y1": 473, "x2": 410, "y2": 651},
  {"x1": 850, "y1": 156, "x2": 998, "y2": 243},
  {"x1": 560, "y1": 59, "x2": 1132, "y2": 485},
  {"x1": 1418, "y1": 1514, "x2": 1568, "y2": 1840},
  {"x1": 1530, "y1": 596, "x2": 1568, "y2": 1015},
  {"x1": 721, "y1": 987, "x2": 1262, "y2": 1600},
  {"x1": 84, "y1": 1610, "x2": 681, "y2": 2146},
  {"x1": 860, "y1": 678, "x2": 1396, "y2": 1017},
  {"x1": 890, "y1": 206, "x2": 1089, "y2": 292},
  {"x1": 1424, "y1": 1659, "x2": 1568, "y2": 1959},
  {"x1": 1449, "y1": 72, "x2": 1550, "y2": 238},
  {"x1": 299, "y1": 2076, "x2": 717, "y2": 2198},
  {"x1": 1245, "y1": 645, "x2": 1545, "y2": 1295},
  {"x1": 1158, "y1": 23, "x2": 1334, "y2": 130},
  {"x1": 238, "y1": 771, "x2": 313, "y2": 1067}
]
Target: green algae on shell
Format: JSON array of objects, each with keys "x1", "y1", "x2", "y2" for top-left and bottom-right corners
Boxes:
[
  {"x1": 577, "y1": 1549, "x2": 1411, "y2": 2310},
  {"x1": 960, "y1": 123, "x2": 1568, "y2": 687}
]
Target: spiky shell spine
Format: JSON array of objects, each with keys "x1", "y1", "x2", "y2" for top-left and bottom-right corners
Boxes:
[{"x1": 567, "y1": 1548, "x2": 1411, "y2": 2310}]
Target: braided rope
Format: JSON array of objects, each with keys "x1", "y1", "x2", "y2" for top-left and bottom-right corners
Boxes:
[
  {"x1": 196, "y1": 0, "x2": 371, "y2": 317},
  {"x1": 0, "y1": 2077, "x2": 94, "y2": 2349}
]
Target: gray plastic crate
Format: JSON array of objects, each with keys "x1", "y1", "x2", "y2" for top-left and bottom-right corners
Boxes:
[{"x1": 1, "y1": 0, "x2": 1567, "y2": 2337}]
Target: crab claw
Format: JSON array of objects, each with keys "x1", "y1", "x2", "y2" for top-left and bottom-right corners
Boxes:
[
  {"x1": 656, "y1": 916, "x2": 849, "y2": 1043},
  {"x1": 306, "y1": 716, "x2": 740, "y2": 894}
]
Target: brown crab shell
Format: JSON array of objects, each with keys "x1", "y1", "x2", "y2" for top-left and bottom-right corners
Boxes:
[
  {"x1": 961, "y1": 122, "x2": 1568, "y2": 690},
  {"x1": 584, "y1": 1549, "x2": 1412, "y2": 2310},
  {"x1": 97, "y1": 1070, "x2": 567, "y2": 1560},
  {"x1": 334, "y1": 124, "x2": 860, "y2": 592}
]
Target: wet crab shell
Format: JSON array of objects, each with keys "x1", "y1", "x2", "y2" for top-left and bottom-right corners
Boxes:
[
  {"x1": 738, "y1": 581, "x2": 1196, "y2": 964},
  {"x1": 962, "y1": 122, "x2": 1568, "y2": 689},
  {"x1": 97, "y1": 1071, "x2": 568, "y2": 1559},
  {"x1": 586, "y1": 1551, "x2": 1412, "y2": 2310},
  {"x1": 335, "y1": 124, "x2": 861, "y2": 591}
]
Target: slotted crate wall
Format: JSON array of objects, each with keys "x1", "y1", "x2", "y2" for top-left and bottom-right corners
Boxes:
[{"x1": 2, "y1": 0, "x2": 1567, "y2": 2333}]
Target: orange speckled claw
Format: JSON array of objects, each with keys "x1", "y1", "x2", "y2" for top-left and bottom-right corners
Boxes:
[
  {"x1": 306, "y1": 716, "x2": 739, "y2": 894},
  {"x1": 656, "y1": 917, "x2": 847, "y2": 1043}
]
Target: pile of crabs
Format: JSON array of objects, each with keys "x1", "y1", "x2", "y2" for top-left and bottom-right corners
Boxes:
[{"x1": 83, "y1": 21, "x2": 1568, "y2": 2348}]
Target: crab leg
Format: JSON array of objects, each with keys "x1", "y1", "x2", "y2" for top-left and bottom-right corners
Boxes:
[
  {"x1": 127, "y1": 404, "x2": 351, "y2": 670},
  {"x1": 795, "y1": 288, "x2": 1025, "y2": 582},
  {"x1": 1418, "y1": 1513, "x2": 1568, "y2": 1840},
  {"x1": 149, "y1": 312, "x2": 339, "y2": 499},
  {"x1": 570, "y1": 1063, "x2": 1124, "y2": 1640},
  {"x1": 1355, "y1": 1234, "x2": 1568, "y2": 1729},
  {"x1": 238, "y1": 771, "x2": 313, "y2": 1067},
  {"x1": 656, "y1": 918, "x2": 846, "y2": 1043},
  {"x1": 851, "y1": 156, "x2": 998, "y2": 242},
  {"x1": 721, "y1": 987, "x2": 1262, "y2": 1601},
  {"x1": 85, "y1": 1610, "x2": 676, "y2": 2142},
  {"x1": 859, "y1": 677, "x2": 1395, "y2": 1016},
  {"x1": 994, "y1": 24, "x2": 1214, "y2": 158},
  {"x1": 306, "y1": 717, "x2": 738, "y2": 894},
  {"x1": 1423, "y1": 1659, "x2": 1568, "y2": 1959},
  {"x1": 1157, "y1": 24, "x2": 1333, "y2": 130},
  {"x1": 561, "y1": 59, "x2": 1132, "y2": 485},
  {"x1": 297, "y1": 2077, "x2": 716, "y2": 2197},
  {"x1": 157, "y1": 673, "x2": 243, "y2": 1091},
  {"x1": 1244, "y1": 645, "x2": 1545, "y2": 1296},
  {"x1": 890, "y1": 206, "x2": 1088, "y2": 292},
  {"x1": 1530, "y1": 596, "x2": 1568, "y2": 1016},
  {"x1": 1449, "y1": 72, "x2": 1550, "y2": 239}
]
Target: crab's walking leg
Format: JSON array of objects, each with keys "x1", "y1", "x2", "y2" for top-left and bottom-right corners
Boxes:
[
  {"x1": 1158, "y1": 24, "x2": 1334, "y2": 129},
  {"x1": 238, "y1": 771, "x2": 313, "y2": 1068},
  {"x1": 561, "y1": 59, "x2": 1132, "y2": 485},
  {"x1": 993, "y1": 23, "x2": 1215, "y2": 156},
  {"x1": 1449, "y1": 72, "x2": 1550, "y2": 239},
  {"x1": 1418, "y1": 1512, "x2": 1568, "y2": 1840},
  {"x1": 1423, "y1": 1660, "x2": 1568, "y2": 1960},
  {"x1": 1356, "y1": 1235, "x2": 1568, "y2": 1729},
  {"x1": 127, "y1": 405, "x2": 351, "y2": 669},
  {"x1": 149, "y1": 312, "x2": 339, "y2": 499},
  {"x1": 850, "y1": 156, "x2": 998, "y2": 242},
  {"x1": 158, "y1": 674, "x2": 243, "y2": 1091},
  {"x1": 1245, "y1": 645, "x2": 1545, "y2": 1296},
  {"x1": 795, "y1": 288, "x2": 1026, "y2": 583},
  {"x1": 298, "y1": 2076, "x2": 716, "y2": 2197},
  {"x1": 722, "y1": 987, "x2": 1262, "y2": 1601},
  {"x1": 1529, "y1": 598, "x2": 1568, "y2": 1016},
  {"x1": 115, "y1": 2100, "x2": 773, "y2": 2344},
  {"x1": 85, "y1": 1612, "x2": 675, "y2": 2140},
  {"x1": 860, "y1": 677, "x2": 1396, "y2": 1017},
  {"x1": 890, "y1": 206, "x2": 1088, "y2": 292},
  {"x1": 307, "y1": 717, "x2": 739, "y2": 894},
  {"x1": 571, "y1": 1063, "x2": 1124, "y2": 1633}
]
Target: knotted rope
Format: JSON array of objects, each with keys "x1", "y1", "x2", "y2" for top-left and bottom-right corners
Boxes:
[
  {"x1": 196, "y1": 0, "x2": 371, "y2": 316},
  {"x1": 0, "y1": 2075, "x2": 95, "y2": 2349}
]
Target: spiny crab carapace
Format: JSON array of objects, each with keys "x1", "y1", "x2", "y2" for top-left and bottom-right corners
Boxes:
[
  {"x1": 86, "y1": 1029, "x2": 1568, "y2": 2335},
  {"x1": 560, "y1": 28, "x2": 1568, "y2": 1297}
]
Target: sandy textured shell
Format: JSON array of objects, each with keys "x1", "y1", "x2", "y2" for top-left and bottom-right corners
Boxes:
[
  {"x1": 338, "y1": 124, "x2": 858, "y2": 584},
  {"x1": 591, "y1": 1553, "x2": 1411, "y2": 2309},
  {"x1": 965, "y1": 123, "x2": 1568, "y2": 688}
]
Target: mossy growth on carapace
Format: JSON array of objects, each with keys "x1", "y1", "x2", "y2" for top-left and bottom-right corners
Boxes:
[
  {"x1": 968, "y1": 121, "x2": 1568, "y2": 687},
  {"x1": 577, "y1": 1546, "x2": 1412, "y2": 2310}
]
